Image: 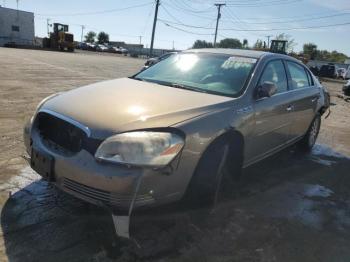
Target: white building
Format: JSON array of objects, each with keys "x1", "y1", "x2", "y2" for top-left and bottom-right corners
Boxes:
[{"x1": 0, "y1": 6, "x2": 34, "y2": 46}]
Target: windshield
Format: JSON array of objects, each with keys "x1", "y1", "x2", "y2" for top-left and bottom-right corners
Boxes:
[{"x1": 135, "y1": 53, "x2": 257, "y2": 97}]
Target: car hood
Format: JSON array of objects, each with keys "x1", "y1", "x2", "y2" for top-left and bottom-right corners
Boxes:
[{"x1": 41, "y1": 78, "x2": 233, "y2": 138}]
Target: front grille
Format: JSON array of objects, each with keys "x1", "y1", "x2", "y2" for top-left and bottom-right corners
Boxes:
[
  {"x1": 36, "y1": 112, "x2": 86, "y2": 154},
  {"x1": 62, "y1": 178, "x2": 154, "y2": 207}
]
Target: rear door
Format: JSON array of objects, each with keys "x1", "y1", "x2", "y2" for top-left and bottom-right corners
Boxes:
[
  {"x1": 249, "y1": 59, "x2": 294, "y2": 162},
  {"x1": 285, "y1": 61, "x2": 320, "y2": 141}
]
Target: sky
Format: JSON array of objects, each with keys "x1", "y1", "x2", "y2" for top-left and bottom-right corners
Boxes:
[{"x1": 2, "y1": 0, "x2": 350, "y2": 55}]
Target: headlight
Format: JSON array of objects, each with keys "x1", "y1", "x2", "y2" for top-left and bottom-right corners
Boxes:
[{"x1": 95, "y1": 131, "x2": 184, "y2": 167}]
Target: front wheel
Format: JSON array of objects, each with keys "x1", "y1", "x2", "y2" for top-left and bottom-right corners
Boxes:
[
  {"x1": 298, "y1": 113, "x2": 321, "y2": 151},
  {"x1": 184, "y1": 136, "x2": 241, "y2": 206}
]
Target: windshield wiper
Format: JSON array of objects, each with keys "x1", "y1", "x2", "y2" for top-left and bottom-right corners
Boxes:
[
  {"x1": 131, "y1": 77, "x2": 208, "y2": 94},
  {"x1": 171, "y1": 83, "x2": 208, "y2": 94},
  {"x1": 130, "y1": 76, "x2": 146, "y2": 81}
]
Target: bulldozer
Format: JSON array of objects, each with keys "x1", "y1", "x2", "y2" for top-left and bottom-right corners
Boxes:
[
  {"x1": 269, "y1": 40, "x2": 287, "y2": 54},
  {"x1": 255, "y1": 40, "x2": 308, "y2": 64},
  {"x1": 43, "y1": 23, "x2": 74, "y2": 52}
]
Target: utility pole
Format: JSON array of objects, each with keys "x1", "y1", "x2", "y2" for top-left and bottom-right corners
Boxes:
[
  {"x1": 139, "y1": 36, "x2": 142, "y2": 45},
  {"x1": 172, "y1": 40, "x2": 175, "y2": 50},
  {"x1": 266, "y1": 35, "x2": 273, "y2": 48},
  {"x1": 81, "y1": 25, "x2": 85, "y2": 42},
  {"x1": 149, "y1": 0, "x2": 160, "y2": 57},
  {"x1": 46, "y1": 18, "x2": 51, "y2": 37},
  {"x1": 213, "y1": 3, "x2": 225, "y2": 47}
]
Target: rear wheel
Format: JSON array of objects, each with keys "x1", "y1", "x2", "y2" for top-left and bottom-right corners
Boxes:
[{"x1": 298, "y1": 113, "x2": 321, "y2": 151}]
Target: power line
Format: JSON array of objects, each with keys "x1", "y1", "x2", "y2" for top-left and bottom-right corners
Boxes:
[
  {"x1": 160, "y1": 20, "x2": 214, "y2": 35},
  {"x1": 162, "y1": 2, "x2": 216, "y2": 20},
  {"x1": 224, "y1": 0, "x2": 302, "y2": 7},
  {"x1": 239, "y1": 9, "x2": 350, "y2": 21},
  {"x1": 36, "y1": 2, "x2": 153, "y2": 17},
  {"x1": 172, "y1": 0, "x2": 215, "y2": 13},
  {"x1": 233, "y1": 12, "x2": 350, "y2": 24},
  {"x1": 223, "y1": 8, "x2": 265, "y2": 38},
  {"x1": 158, "y1": 18, "x2": 350, "y2": 32}
]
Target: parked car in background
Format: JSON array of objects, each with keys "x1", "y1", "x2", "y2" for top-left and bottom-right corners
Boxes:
[
  {"x1": 337, "y1": 68, "x2": 347, "y2": 79},
  {"x1": 24, "y1": 49, "x2": 330, "y2": 211},
  {"x1": 343, "y1": 79, "x2": 350, "y2": 96},
  {"x1": 96, "y1": 44, "x2": 108, "y2": 52},
  {"x1": 309, "y1": 66, "x2": 319, "y2": 76},
  {"x1": 76, "y1": 42, "x2": 89, "y2": 50},
  {"x1": 86, "y1": 43, "x2": 97, "y2": 51},
  {"x1": 112, "y1": 46, "x2": 128, "y2": 55},
  {"x1": 319, "y1": 64, "x2": 338, "y2": 78},
  {"x1": 142, "y1": 52, "x2": 177, "y2": 70},
  {"x1": 106, "y1": 45, "x2": 116, "y2": 53},
  {"x1": 344, "y1": 68, "x2": 350, "y2": 80}
]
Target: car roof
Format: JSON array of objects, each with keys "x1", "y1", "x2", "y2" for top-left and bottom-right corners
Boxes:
[{"x1": 184, "y1": 48, "x2": 270, "y2": 59}]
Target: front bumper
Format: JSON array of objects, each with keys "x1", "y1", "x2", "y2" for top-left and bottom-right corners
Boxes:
[{"x1": 24, "y1": 122, "x2": 186, "y2": 210}]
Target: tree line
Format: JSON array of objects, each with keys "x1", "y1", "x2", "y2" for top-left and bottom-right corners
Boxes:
[
  {"x1": 84, "y1": 31, "x2": 110, "y2": 44},
  {"x1": 192, "y1": 33, "x2": 348, "y2": 63},
  {"x1": 303, "y1": 43, "x2": 348, "y2": 63}
]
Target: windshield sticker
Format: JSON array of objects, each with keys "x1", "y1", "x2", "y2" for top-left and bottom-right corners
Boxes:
[
  {"x1": 227, "y1": 57, "x2": 257, "y2": 64},
  {"x1": 221, "y1": 57, "x2": 257, "y2": 69}
]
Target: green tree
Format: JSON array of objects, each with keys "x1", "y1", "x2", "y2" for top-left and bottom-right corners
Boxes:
[
  {"x1": 192, "y1": 40, "x2": 213, "y2": 49},
  {"x1": 243, "y1": 39, "x2": 248, "y2": 49},
  {"x1": 253, "y1": 39, "x2": 263, "y2": 49},
  {"x1": 97, "y1": 31, "x2": 109, "y2": 44},
  {"x1": 275, "y1": 33, "x2": 296, "y2": 52},
  {"x1": 218, "y1": 38, "x2": 242, "y2": 49},
  {"x1": 84, "y1": 31, "x2": 96, "y2": 43},
  {"x1": 303, "y1": 43, "x2": 318, "y2": 59},
  {"x1": 315, "y1": 50, "x2": 348, "y2": 63}
]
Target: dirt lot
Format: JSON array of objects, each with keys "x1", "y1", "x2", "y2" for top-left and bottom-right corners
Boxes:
[{"x1": 0, "y1": 47, "x2": 350, "y2": 262}]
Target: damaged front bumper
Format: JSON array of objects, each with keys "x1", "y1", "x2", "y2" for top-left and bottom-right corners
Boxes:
[{"x1": 23, "y1": 121, "x2": 184, "y2": 212}]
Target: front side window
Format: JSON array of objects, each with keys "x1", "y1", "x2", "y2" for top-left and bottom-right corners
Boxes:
[
  {"x1": 287, "y1": 61, "x2": 309, "y2": 89},
  {"x1": 134, "y1": 53, "x2": 257, "y2": 97},
  {"x1": 259, "y1": 60, "x2": 288, "y2": 94}
]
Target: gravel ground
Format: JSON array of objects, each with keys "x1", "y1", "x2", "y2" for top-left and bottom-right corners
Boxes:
[{"x1": 0, "y1": 47, "x2": 350, "y2": 262}]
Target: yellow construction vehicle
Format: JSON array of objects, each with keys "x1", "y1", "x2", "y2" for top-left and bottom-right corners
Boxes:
[
  {"x1": 43, "y1": 23, "x2": 74, "y2": 52},
  {"x1": 255, "y1": 40, "x2": 308, "y2": 64}
]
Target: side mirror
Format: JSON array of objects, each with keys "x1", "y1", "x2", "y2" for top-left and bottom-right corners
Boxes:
[{"x1": 257, "y1": 82, "x2": 277, "y2": 99}]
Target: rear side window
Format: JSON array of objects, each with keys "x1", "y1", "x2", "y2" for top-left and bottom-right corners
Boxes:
[
  {"x1": 286, "y1": 61, "x2": 309, "y2": 89},
  {"x1": 259, "y1": 60, "x2": 288, "y2": 94}
]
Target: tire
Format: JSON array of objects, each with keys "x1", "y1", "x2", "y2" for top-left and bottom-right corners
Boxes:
[
  {"x1": 184, "y1": 136, "x2": 241, "y2": 206},
  {"x1": 298, "y1": 113, "x2": 321, "y2": 152}
]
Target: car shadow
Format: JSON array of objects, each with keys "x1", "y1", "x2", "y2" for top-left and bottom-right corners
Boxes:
[{"x1": 2, "y1": 144, "x2": 350, "y2": 261}]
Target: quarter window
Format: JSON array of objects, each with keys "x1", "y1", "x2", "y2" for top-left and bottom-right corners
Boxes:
[
  {"x1": 259, "y1": 60, "x2": 288, "y2": 94},
  {"x1": 286, "y1": 61, "x2": 309, "y2": 89}
]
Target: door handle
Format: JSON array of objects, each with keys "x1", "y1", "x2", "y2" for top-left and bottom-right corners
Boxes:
[{"x1": 286, "y1": 105, "x2": 293, "y2": 112}]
